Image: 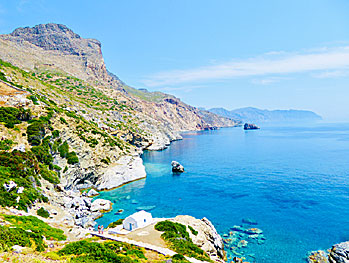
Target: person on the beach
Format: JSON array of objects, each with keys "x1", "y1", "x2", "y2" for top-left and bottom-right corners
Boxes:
[
  {"x1": 98, "y1": 225, "x2": 100, "y2": 234},
  {"x1": 101, "y1": 225, "x2": 104, "y2": 234}
]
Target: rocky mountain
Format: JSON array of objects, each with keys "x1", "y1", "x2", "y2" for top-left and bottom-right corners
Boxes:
[
  {"x1": 0, "y1": 23, "x2": 239, "y2": 191},
  {"x1": 209, "y1": 107, "x2": 322, "y2": 123}
]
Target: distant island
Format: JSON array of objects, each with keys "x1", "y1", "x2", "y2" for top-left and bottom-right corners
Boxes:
[{"x1": 208, "y1": 107, "x2": 322, "y2": 123}]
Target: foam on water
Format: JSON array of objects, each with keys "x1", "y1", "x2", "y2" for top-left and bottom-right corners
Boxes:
[{"x1": 96, "y1": 123, "x2": 349, "y2": 262}]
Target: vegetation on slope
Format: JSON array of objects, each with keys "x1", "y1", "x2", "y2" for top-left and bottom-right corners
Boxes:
[
  {"x1": 155, "y1": 220, "x2": 212, "y2": 262},
  {"x1": 58, "y1": 240, "x2": 147, "y2": 263},
  {"x1": 0, "y1": 214, "x2": 66, "y2": 251}
]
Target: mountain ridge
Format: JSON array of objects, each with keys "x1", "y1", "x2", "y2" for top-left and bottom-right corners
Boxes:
[{"x1": 208, "y1": 107, "x2": 322, "y2": 123}]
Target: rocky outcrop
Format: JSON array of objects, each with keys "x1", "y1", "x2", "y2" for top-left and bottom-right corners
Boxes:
[
  {"x1": 87, "y1": 189, "x2": 99, "y2": 197},
  {"x1": 243, "y1": 123, "x2": 260, "y2": 130},
  {"x1": 0, "y1": 24, "x2": 117, "y2": 85},
  {"x1": 171, "y1": 161, "x2": 184, "y2": 173},
  {"x1": 329, "y1": 242, "x2": 349, "y2": 263},
  {"x1": 173, "y1": 215, "x2": 226, "y2": 263},
  {"x1": 96, "y1": 155, "x2": 146, "y2": 190},
  {"x1": 90, "y1": 199, "x2": 112, "y2": 213},
  {"x1": 308, "y1": 241, "x2": 349, "y2": 263},
  {"x1": 308, "y1": 250, "x2": 329, "y2": 263}
]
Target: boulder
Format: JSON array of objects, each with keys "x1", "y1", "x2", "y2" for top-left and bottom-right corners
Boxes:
[
  {"x1": 12, "y1": 245, "x2": 25, "y2": 253},
  {"x1": 171, "y1": 161, "x2": 184, "y2": 173},
  {"x1": 91, "y1": 199, "x2": 112, "y2": 212},
  {"x1": 243, "y1": 123, "x2": 260, "y2": 130},
  {"x1": 87, "y1": 189, "x2": 99, "y2": 197}
]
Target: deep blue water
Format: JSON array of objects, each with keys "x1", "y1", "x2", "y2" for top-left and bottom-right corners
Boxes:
[{"x1": 96, "y1": 123, "x2": 349, "y2": 262}]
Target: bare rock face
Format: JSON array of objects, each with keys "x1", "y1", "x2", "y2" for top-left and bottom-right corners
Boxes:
[
  {"x1": 1, "y1": 23, "x2": 112, "y2": 83},
  {"x1": 173, "y1": 215, "x2": 226, "y2": 263},
  {"x1": 308, "y1": 241, "x2": 349, "y2": 263},
  {"x1": 329, "y1": 241, "x2": 349, "y2": 263},
  {"x1": 96, "y1": 156, "x2": 146, "y2": 190},
  {"x1": 308, "y1": 250, "x2": 329, "y2": 263}
]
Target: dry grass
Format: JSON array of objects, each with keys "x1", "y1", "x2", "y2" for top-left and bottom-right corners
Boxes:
[{"x1": 0, "y1": 82, "x2": 26, "y2": 96}]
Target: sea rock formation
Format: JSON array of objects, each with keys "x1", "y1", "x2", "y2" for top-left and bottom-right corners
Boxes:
[
  {"x1": 243, "y1": 123, "x2": 260, "y2": 130},
  {"x1": 173, "y1": 215, "x2": 226, "y2": 263},
  {"x1": 329, "y1": 241, "x2": 349, "y2": 263},
  {"x1": 171, "y1": 161, "x2": 184, "y2": 173},
  {"x1": 308, "y1": 241, "x2": 349, "y2": 263}
]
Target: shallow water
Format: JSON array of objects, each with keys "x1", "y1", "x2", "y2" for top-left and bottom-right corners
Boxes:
[{"x1": 96, "y1": 123, "x2": 349, "y2": 262}]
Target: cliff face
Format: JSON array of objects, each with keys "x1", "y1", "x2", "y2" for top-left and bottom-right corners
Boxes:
[{"x1": 0, "y1": 23, "x2": 115, "y2": 84}]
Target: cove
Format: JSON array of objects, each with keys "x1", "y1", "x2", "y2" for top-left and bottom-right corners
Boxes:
[{"x1": 96, "y1": 123, "x2": 349, "y2": 262}]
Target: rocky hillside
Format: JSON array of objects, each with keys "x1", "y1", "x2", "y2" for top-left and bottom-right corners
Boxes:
[{"x1": 0, "y1": 23, "x2": 239, "y2": 191}]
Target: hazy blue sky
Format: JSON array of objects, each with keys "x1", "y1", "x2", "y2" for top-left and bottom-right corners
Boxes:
[{"x1": 1, "y1": 0, "x2": 349, "y2": 120}]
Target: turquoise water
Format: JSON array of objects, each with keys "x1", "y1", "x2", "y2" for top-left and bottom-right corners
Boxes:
[{"x1": 96, "y1": 123, "x2": 349, "y2": 262}]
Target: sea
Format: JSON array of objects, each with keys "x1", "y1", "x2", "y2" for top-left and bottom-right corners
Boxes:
[{"x1": 95, "y1": 123, "x2": 349, "y2": 262}]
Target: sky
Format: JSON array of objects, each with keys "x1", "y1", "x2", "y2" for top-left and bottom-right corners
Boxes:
[{"x1": 0, "y1": 0, "x2": 349, "y2": 120}]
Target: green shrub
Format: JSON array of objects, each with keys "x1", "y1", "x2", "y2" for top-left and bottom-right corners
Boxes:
[
  {"x1": 58, "y1": 141, "x2": 69, "y2": 158},
  {"x1": 60, "y1": 117, "x2": 68, "y2": 125},
  {"x1": 52, "y1": 130, "x2": 60, "y2": 139},
  {"x1": 0, "y1": 151, "x2": 42, "y2": 210},
  {"x1": 0, "y1": 225, "x2": 45, "y2": 251},
  {"x1": 37, "y1": 207, "x2": 49, "y2": 218},
  {"x1": 67, "y1": 151, "x2": 79, "y2": 165},
  {"x1": 188, "y1": 225, "x2": 198, "y2": 236},
  {"x1": 108, "y1": 219, "x2": 124, "y2": 228},
  {"x1": 28, "y1": 95, "x2": 39, "y2": 105},
  {"x1": 59, "y1": 240, "x2": 146, "y2": 263},
  {"x1": 0, "y1": 139, "x2": 14, "y2": 151},
  {"x1": 39, "y1": 164, "x2": 60, "y2": 184},
  {"x1": 0, "y1": 107, "x2": 30, "y2": 128},
  {"x1": 1, "y1": 214, "x2": 66, "y2": 243},
  {"x1": 31, "y1": 138, "x2": 53, "y2": 165},
  {"x1": 172, "y1": 254, "x2": 190, "y2": 263},
  {"x1": 27, "y1": 121, "x2": 45, "y2": 146}
]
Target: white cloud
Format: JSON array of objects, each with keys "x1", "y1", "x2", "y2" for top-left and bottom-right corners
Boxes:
[
  {"x1": 143, "y1": 46, "x2": 349, "y2": 87},
  {"x1": 251, "y1": 77, "x2": 289, "y2": 85},
  {"x1": 312, "y1": 70, "x2": 349, "y2": 79}
]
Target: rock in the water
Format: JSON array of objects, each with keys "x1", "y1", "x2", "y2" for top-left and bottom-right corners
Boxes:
[
  {"x1": 308, "y1": 250, "x2": 329, "y2": 263},
  {"x1": 87, "y1": 189, "x2": 99, "y2": 197},
  {"x1": 171, "y1": 161, "x2": 184, "y2": 173},
  {"x1": 243, "y1": 123, "x2": 260, "y2": 130},
  {"x1": 242, "y1": 218, "x2": 258, "y2": 225},
  {"x1": 329, "y1": 241, "x2": 349, "y2": 263},
  {"x1": 91, "y1": 199, "x2": 112, "y2": 212}
]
